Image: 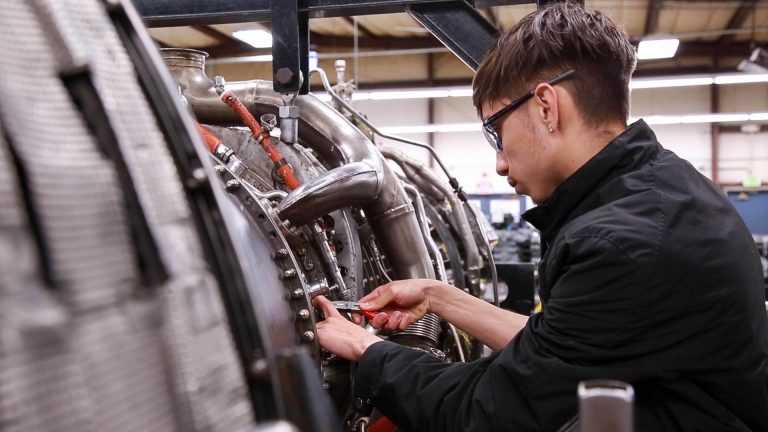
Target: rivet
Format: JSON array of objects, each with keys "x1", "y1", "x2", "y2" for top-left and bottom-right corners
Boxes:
[
  {"x1": 302, "y1": 331, "x2": 315, "y2": 342},
  {"x1": 281, "y1": 269, "x2": 297, "y2": 279},
  {"x1": 297, "y1": 309, "x2": 310, "y2": 320}
]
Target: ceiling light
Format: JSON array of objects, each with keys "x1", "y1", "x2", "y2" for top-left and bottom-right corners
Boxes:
[
  {"x1": 377, "y1": 113, "x2": 768, "y2": 134},
  {"x1": 713, "y1": 73, "x2": 768, "y2": 85},
  {"x1": 232, "y1": 29, "x2": 272, "y2": 48},
  {"x1": 630, "y1": 76, "x2": 713, "y2": 89},
  {"x1": 379, "y1": 123, "x2": 480, "y2": 134},
  {"x1": 637, "y1": 37, "x2": 679, "y2": 60},
  {"x1": 737, "y1": 47, "x2": 768, "y2": 73}
]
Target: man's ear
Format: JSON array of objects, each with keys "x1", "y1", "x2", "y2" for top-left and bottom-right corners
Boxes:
[{"x1": 533, "y1": 83, "x2": 559, "y2": 134}]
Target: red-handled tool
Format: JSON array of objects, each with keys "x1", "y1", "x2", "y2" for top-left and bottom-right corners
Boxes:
[{"x1": 331, "y1": 301, "x2": 378, "y2": 320}]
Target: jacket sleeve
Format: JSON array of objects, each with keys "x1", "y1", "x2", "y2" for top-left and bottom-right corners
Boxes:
[
  {"x1": 355, "y1": 340, "x2": 525, "y2": 432},
  {"x1": 354, "y1": 235, "x2": 645, "y2": 432}
]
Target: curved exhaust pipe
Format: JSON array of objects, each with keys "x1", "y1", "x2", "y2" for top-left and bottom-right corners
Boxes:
[{"x1": 162, "y1": 48, "x2": 434, "y2": 281}]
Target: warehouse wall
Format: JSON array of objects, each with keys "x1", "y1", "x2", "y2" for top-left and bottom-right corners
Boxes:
[{"x1": 355, "y1": 83, "x2": 768, "y2": 193}]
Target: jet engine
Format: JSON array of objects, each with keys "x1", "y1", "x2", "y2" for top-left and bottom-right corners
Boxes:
[{"x1": 0, "y1": 1, "x2": 496, "y2": 430}]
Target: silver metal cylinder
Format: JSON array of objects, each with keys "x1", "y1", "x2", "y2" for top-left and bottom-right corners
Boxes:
[
  {"x1": 578, "y1": 380, "x2": 634, "y2": 432},
  {"x1": 279, "y1": 104, "x2": 299, "y2": 145}
]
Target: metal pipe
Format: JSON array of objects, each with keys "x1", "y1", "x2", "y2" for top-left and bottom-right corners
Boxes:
[
  {"x1": 163, "y1": 48, "x2": 434, "y2": 281},
  {"x1": 311, "y1": 64, "x2": 495, "y2": 303},
  {"x1": 403, "y1": 183, "x2": 445, "y2": 282},
  {"x1": 403, "y1": 183, "x2": 465, "y2": 362},
  {"x1": 382, "y1": 146, "x2": 483, "y2": 273},
  {"x1": 465, "y1": 202, "x2": 499, "y2": 307},
  {"x1": 311, "y1": 67, "x2": 456, "y2": 186}
]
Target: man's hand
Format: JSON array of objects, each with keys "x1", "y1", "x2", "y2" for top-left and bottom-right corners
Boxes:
[
  {"x1": 358, "y1": 279, "x2": 444, "y2": 331},
  {"x1": 313, "y1": 295, "x2": 383, "y2": 361}
]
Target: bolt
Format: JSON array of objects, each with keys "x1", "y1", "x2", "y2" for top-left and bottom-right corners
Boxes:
[
  {"x1": 281, "y1": 268, "x2": 297, "y2": 279},
  {"x1": 275, "y1": 67, "x2": 295, "y2": 85},
  {"x1": 291, "y1": 288, "x2": 305, "y2": 299},
  {"x1": 214, "y1": 75, "x2": 226, "y2": 95},
  {"x1": 250, "y1": 358, "x2": 269, "y2": 379},
  {"x1": 225, "y1": 179, "x2": 240, "y2": 190},
  {"x1": 260, "y1": 113, "x2": 277, "y2": 131},
  {"x1": 272, "y1": 248, "x2": 289, "y2": 259},
  {"x1": 302, "y1": 330, "x2": 315, "y2": 342},
  {"x1": 297, "y1": 309, "x2": 310, "y2": 320}
]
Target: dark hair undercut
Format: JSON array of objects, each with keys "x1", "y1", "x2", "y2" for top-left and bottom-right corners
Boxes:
[{"x1": 472, "y1": 2, "x2": 637, "y2": 126}]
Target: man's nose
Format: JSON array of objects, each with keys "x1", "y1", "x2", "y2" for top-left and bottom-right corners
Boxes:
[{"x1": 495, "y1": 151, "x2": 508, "y2": 176}]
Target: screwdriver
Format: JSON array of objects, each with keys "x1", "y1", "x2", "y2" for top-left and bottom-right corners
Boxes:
[{"x1": 331, "y1": 301, "x2": 378, "y2": 320}]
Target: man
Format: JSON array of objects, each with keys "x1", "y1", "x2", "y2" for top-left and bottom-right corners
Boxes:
[{"x1": 313, "y1": 3, "x2": 768, "y2": 431}]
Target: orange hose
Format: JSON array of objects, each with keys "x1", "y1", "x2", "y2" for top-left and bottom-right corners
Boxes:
[
  {"x1": 197, "y1": 123, "x2": 220, "y2": 154},
  {"x1": 219, "y1": 90, "x2": 301, "y2": 190},
  {"x1": 368, "y1": 416, "x2": 397, "y2": 432}
]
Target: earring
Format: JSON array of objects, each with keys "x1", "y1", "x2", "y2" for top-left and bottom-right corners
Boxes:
[{"x1": 548, "y1": 126, "x2": 554, "y2": 134}]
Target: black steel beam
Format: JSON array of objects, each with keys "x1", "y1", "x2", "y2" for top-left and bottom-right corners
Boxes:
[
  {"x1": 137, "y1": 0, "x2": 534, "y2": 27},
  {"x1": 342, "y1": 16, "x2": 378, "y2": 38},
  {"x1": 271, "y1": 0, "x2": 309, "y2": 94},
  {"x1": 643, "y1": 0, "x2": 664, "y2": 36},
  {"x1": 137, "y1": 0, "x2": 447, "y2": 27},
  {"x1": 718, "y1": 0, "x2": 757, "y2": 44},
  {"x1": 408, "y1": 1, "x2": 499, "y2": 71}
]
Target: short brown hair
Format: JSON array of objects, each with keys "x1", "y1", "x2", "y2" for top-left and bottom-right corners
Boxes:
[{"x1": 473, "y1": 2, "x2": 636, "y2": 126}]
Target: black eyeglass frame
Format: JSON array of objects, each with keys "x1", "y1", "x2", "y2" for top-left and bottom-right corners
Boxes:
[{"x1": 481, "y1": 69, "x2": 576, "y2": 152}]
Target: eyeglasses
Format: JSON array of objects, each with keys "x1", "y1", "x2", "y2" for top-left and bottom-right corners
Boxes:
[{"x1": 482, "y1": 69, "x2": 576, "y2": 152}]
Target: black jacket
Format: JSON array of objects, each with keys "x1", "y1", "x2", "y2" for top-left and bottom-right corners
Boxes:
[{"x1": 354, "y1": 120, "x2": 768, "y2": 431}]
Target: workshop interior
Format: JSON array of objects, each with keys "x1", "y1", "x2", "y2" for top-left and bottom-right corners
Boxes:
[{"x1": 0, "y1": 0, "x2": 766, "y2": 431}]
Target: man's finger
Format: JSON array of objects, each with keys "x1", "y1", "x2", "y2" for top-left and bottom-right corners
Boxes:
[
  {"x1": 351, "y1": 313, "x2": 363, "y2": 325},
  {"x1": 313, "y1": 295, "x2": 343, "y2": 319},
  {"x1": 370, "y1": 311, "x2": 389, "y2": 328},
  {"x1": 385, "y1": 311, "x2": 402, "y2": 331},
  {"x1": 359, "y1": 284, "x2": 394, "y2": 311}
]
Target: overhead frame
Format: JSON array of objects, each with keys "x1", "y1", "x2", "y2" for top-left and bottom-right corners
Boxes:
[{"x1": 134, "y1": 0, "x2": 576, "y2": 97}]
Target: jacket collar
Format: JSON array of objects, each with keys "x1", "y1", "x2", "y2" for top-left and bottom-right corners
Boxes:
[{"x1": 522, "y1": 119, "x2": 660, "y2": 243}]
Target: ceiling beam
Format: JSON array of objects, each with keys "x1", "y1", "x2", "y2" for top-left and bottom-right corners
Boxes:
[
  {"x1": 643, "y1": 0, "x2": 664, "y2": 36},
  {"x1": 718, "y1": 0, "x2": 758, "y2": 44},
  {"x1": 342, "y1": 16, "x2": 378, "y2": 38},
  {"x1": 308, "y1": 33, "x2": 440, "y2": 50},
  {"x1": 192, "y1": 25, "x2": 255, "y2": 52},
  {"x1": 484, "y1": 7, "x2": 501, "y2": 31}
]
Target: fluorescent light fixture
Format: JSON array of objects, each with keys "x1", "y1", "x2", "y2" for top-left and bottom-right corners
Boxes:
[
  {"x1": 713, "y1": 73, "x2": 768, "y2": 85},
  {"x1": 630, "y1": 76, "x2": 713, "y2": 89},
  {"x1": 232, "y1": 29, "x2": 272, "y2": 48},
  {"x1": 379, "y1": 123, "x2": 480, "y2": 134},
  {"x1": 637, "y1": 38, "x2": 680, "y2": 60},
  {"x1": 310, "y1": 73, "x2": 767, "y2": 102},
  {"x1": 616, "y1": 113, "x2": 765, "y2": 125},
  {"x1": 377, "y1": 113, "x2": 768, "y2": 134}
]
